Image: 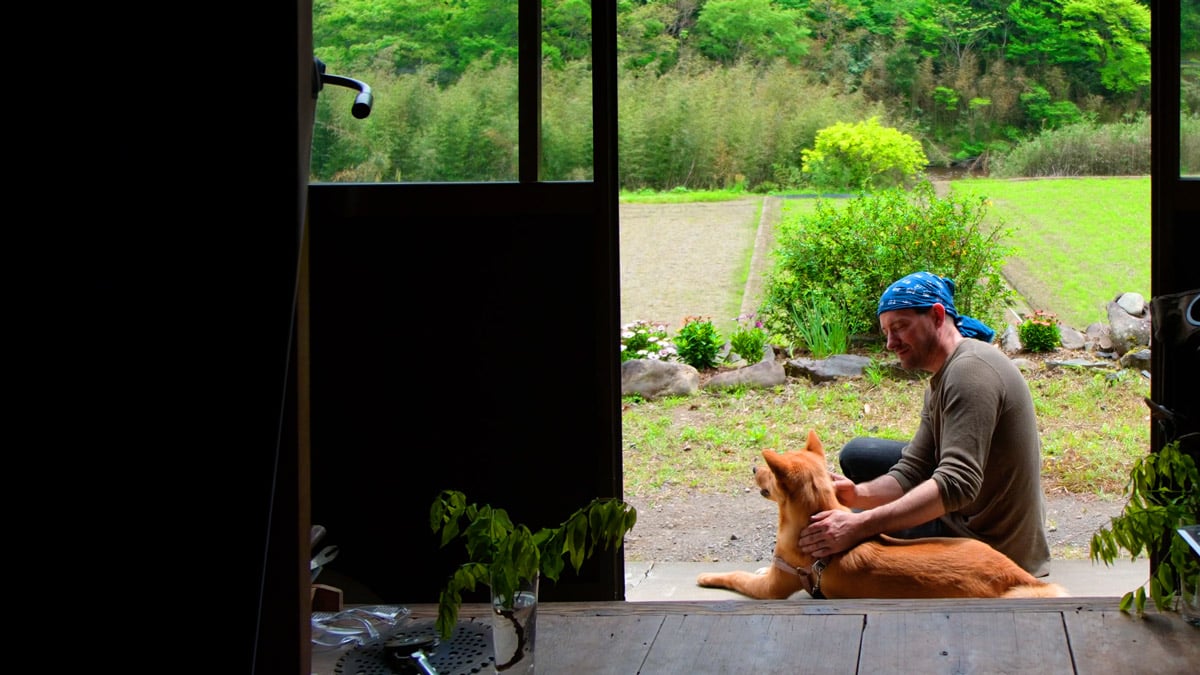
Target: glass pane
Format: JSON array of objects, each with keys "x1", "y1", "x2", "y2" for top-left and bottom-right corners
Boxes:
[
  {"x1": 1185, "y1": 0, "x2": 1200, "y2": 177},
  {"x1": 542, "y1": 1, "x2": 594, "y2": 181},
  {"x1": 310, "y1": 0, "x2": 520, "y2": 183}
]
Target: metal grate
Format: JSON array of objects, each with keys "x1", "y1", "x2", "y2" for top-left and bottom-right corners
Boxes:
[{"x1": 335, "y1": 618, "x2": 494, "y2": 675}]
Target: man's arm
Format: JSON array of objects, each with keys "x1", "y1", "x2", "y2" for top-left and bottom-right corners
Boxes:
[
  {"x1": 835, "y1": 472, "x2": 904, "y2": 509},
  {"x1": 852, "y1": 478, "x2": 946, "y2": 534},
  {"x1": 799, "y1": 479, "x2": 947, "y2": 558}
]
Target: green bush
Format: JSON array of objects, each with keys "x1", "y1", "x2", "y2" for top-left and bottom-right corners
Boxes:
[
  {"x1": 800, "y1": 117, "x2": 927, "y2": 192},
  {"x1": 673, "y1": 316, "x2": 724, "y2": 369},
  {"x1": 991, "y1": 115, "x2": 1152, "y2": 177},
  {"x1": 1018, "y1": 310, "x2": 1062, "y2": 352},
  {"x1": 729, "y1": 314, "x2": 768, "y2": 364},
  {"x1": 759, "y1": 181, "x2": 1015, "y2": 345}
]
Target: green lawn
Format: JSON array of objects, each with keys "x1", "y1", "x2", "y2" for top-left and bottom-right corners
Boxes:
[{"x1": 947, "y1": 177, "x2": 1150, "y2": 330}]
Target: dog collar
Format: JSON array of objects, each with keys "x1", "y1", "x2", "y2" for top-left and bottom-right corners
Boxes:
[{"x1": 773, "y1": 555, "x2": 828, "y2": 599}]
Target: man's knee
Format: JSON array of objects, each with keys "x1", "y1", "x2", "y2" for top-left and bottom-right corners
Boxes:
[{"x1": 839, "y1": 437, "x2": 906, "y2": 483}]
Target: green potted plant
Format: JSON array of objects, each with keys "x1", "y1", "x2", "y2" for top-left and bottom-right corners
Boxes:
[
  {"x1": 429, "y1": 489, "x2": 638, "y2": 641},
  {"x1": 1090, "y1": 428, "x2": 1199, "y2": 618}
]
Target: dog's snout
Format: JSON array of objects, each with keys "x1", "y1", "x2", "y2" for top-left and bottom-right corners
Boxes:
[{"x1": 760, "y1": 488, "x2": 769, "y2": 498}]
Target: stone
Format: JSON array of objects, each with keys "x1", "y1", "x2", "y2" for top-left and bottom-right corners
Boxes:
[
  {"x1": 1106, "y1": 300, "x2": 1151, "y2": 356},
  {"x1": 1085, "y1": 322, "x2": 1113, "y2": 350},
  {"x1": 1000, "y1": 324, "x2": 1022, "y2": 354},
  {"x1": 1011, "y1": 357, "x2": 1037, "y2": 372},
  {"x1": 1058, "y1": 324, "x2": 1085, "y2": 350},
  {"x1": 621, "y1": 359, "x2": 699, "y2": 400},
  {"x1": 1119, "y1": 348, "x2": 1151, "y2": 371},
  {"x1": 1116, "y1": 292, "x2": 1146, "y2": 317},
  {"x1": 704, "y1": 356, "x2": 786, "y2": 390},
  {"x1": 1045, "y1": 358, "x2": 1116, "y2": 370},
  {"x1": 784, "y1": 353, "x2": 872, "y2": 383}
]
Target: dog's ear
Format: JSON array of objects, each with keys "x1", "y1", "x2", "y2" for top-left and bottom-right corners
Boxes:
[
  {"x1": 804, "y1": 429, "x2": 824, "y2": 456},
  {"x1": 762, "y1": 449, "x2": 786, "y2": 472}
]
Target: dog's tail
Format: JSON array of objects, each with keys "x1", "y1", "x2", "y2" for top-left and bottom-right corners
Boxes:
[{"x1": 1002, "y1": 582, "x2": 1069, "y2": 598}]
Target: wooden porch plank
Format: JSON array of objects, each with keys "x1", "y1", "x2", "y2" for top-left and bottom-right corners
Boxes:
[
  {"x1": 526, "y1": 597, "x2": 1121, "y2": 616},
  {"x1": 538, "y1": 614, "x2": 663, "y2": 672},
  {"x1": 1063, "y1": 609, "x2": 1197, "y2": 673},
  {"x1": 859, "y1": 610, "x2": 1074, "y2": 674},
  {"x1": 638, "y1": 613, "x2": 864, "y2": 674}
]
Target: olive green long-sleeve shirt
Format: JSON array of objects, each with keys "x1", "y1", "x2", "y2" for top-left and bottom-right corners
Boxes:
[{"x1": 888, "y1": 338, "x2": 1051, "y2": 576}]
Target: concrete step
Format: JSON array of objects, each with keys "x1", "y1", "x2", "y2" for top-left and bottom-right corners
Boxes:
[{"x1": 624, "y1": 558, "x2": 1149, "y2": 602}]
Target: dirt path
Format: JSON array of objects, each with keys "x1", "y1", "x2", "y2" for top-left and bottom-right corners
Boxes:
[
  {"x1": 622, "y1": 487, "x2": 1125, "y2": 563},
  {"x1": 738, "y1": 196, "x2": 781, "y2": 320}
]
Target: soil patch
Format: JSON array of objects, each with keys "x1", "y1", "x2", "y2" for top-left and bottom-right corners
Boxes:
[{"x1": 619, "y1": 198, "x2": 763, "y2": 337}]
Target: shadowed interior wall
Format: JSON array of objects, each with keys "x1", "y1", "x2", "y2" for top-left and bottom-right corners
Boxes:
[{"x1": 308, "y1": 182, "x2": 622, "y2": 604}]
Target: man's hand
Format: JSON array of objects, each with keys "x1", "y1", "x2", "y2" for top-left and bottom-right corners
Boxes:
[
  {"x1": 798, "y1": 509, "x2": 866, "y2": 558},
  {"x1": 829, "y1": 472, "x2": 857, "y2": 508}
]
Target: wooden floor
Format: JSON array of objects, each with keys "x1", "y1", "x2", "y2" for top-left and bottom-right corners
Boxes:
[{"x1": 314, "y1": 597, "x2": 1198, "y2": 674}]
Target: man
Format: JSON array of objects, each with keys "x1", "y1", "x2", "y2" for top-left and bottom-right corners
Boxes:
[{"x1": 798, "y1": 271, "x2": 1051, "y2": 576}]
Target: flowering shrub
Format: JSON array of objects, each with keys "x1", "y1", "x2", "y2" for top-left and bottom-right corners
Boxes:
[
  {"x1": 1018, "y1": 309, "x2": 1061, "y2": 352},
  {"x1": 729, "y1": 314, "x2": 768, "y2": 364},
  {"x1": 673, "y1": 316, "x2": 724, "y2": 369},
  {"x1": 620, "y1": 320, "x2": 676, "y2": 362}
]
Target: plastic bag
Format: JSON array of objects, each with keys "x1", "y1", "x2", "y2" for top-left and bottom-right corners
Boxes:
[{"x1": 311, "y1": 605, "x2": 410, "y2": 651}]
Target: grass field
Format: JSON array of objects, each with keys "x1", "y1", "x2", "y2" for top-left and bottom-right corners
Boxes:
[{"x1": 945, "y1": 176, "x2": 1150, "y2": 330}]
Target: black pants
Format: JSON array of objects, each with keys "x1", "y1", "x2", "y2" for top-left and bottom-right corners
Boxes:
[{"x1": 838, "y1": 437, "x2": 949, "y2": 540}]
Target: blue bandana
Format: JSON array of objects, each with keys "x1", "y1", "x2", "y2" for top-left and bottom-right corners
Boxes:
[{"x1": 877, "y1": 271, "x2": 995, "y2": 343}]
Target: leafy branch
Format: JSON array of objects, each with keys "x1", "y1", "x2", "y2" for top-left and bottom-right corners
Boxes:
[
  {"x1": 1090, "y1": 440, "x2": 1199, "y2": 615},
  {"x1": 429, "y1": 490, "x2": 638, "y2": 639}
]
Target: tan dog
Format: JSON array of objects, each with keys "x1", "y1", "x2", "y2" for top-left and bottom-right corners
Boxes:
[{"x1": 696, "y1": 430, "x2": 1068, "y2": 599}]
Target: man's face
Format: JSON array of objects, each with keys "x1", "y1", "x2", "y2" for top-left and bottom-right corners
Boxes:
[{"x1": 879, "y1": 307, "x2": 939, "y2": 371}]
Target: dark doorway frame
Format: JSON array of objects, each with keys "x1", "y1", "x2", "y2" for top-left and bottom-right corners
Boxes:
[{"x1": 243, "y1": 2, "x2": 1198, "y2": 672}]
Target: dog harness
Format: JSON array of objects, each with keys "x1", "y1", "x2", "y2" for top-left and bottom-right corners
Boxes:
[{"x1": 773, "y1": 555, "x2": 829, "y2": 599}]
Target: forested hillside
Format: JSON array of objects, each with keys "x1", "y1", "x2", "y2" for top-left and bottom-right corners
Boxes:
[{"x1": 311, "y1": 0, "x2": 1199, "y2": 188}]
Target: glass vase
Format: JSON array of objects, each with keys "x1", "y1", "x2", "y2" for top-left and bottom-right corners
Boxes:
[
  {"x1": 1181, "y1": 569, "x2": 1200, "y2": 627},
  {"x1": 490, "y1": 571, "x2": 538, "y2": 673}
]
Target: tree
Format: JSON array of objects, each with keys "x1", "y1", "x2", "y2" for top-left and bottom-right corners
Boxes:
[
  {"x1": 1061, "y1": 0, "x2": 1150, "y2": 95},
  {"x1": 616, "y1": 0, "x2": 693, "y2": 73},
  {"x1": 903, "y1": 0, "x2": 1001, "y2": 70},
  {"x1": 543, "y1": 0, "x2": 593, "y2": 68},
  {"x1": 313, "y1": 0, "x2": 451, "y2": 72},
  {"x1": 1007, "y1": 0, "x2": 1149, "y2": 97},
  {"x1": 693, "y1": 0, "x2": 811, "y2": 65}
]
